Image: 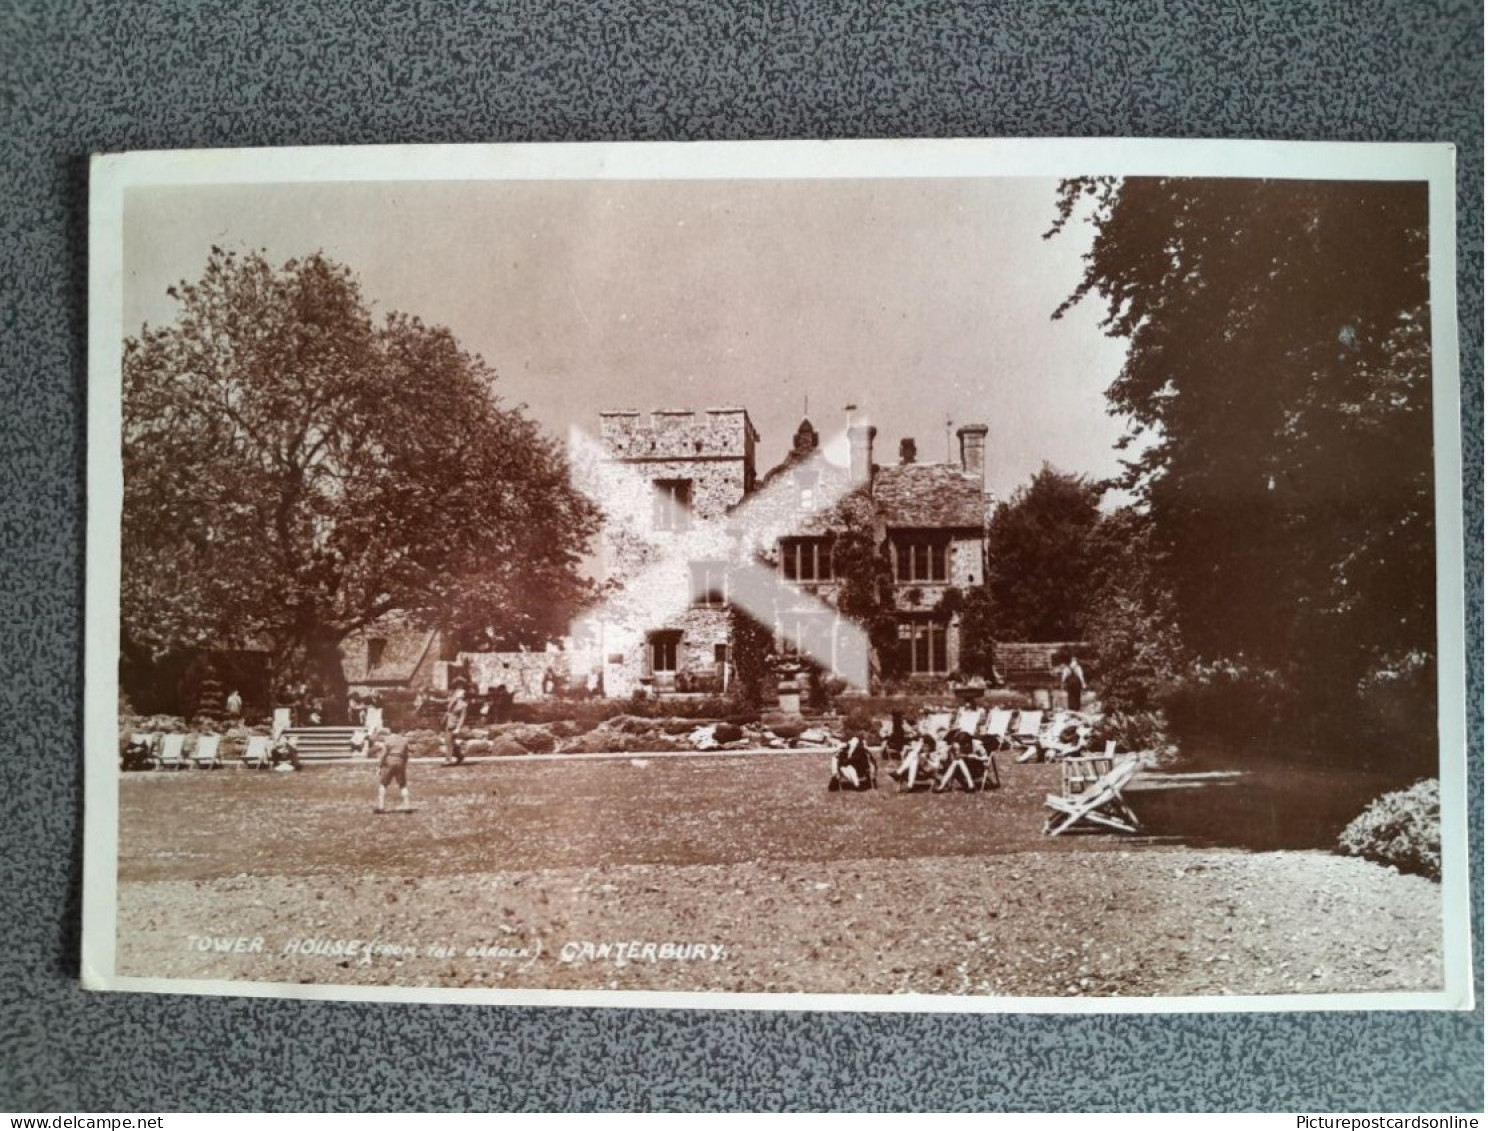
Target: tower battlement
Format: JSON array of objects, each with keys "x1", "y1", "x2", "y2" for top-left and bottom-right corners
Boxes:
[{"x1": 598, "y1": 406, "x2": 759, "y2": 463}]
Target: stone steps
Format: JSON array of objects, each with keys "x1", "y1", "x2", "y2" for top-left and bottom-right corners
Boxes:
[{"x1": 281, "y1": 726, "x2": 364, "y2": 761}]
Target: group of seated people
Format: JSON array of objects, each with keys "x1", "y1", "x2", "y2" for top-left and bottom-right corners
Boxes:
[
  {"x1": 828, "y1": 705, "x2": 1099, "y2": 793},
  {"x1": 827, "y1": 726, "x2": 1002, "y2": 794},
  {"x1": 888, "y1": 728, "x2": 1000, "y2": 793}
]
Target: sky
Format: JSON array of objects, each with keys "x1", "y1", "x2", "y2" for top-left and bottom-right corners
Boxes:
[{"x1": 122, "y1": 176, "x2": 1133, "y2": 504}]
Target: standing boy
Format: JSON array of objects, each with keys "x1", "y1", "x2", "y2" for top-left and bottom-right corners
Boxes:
[{"x1": 376, "y1": 732, "x2": 412, "y2": 813}]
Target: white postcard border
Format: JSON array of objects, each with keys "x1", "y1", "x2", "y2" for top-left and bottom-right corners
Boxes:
[{"x1": 83, "y1": 137, "x2": 1473, "y2": 1014}]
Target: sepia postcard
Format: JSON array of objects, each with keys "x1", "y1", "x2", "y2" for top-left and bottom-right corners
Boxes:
[{"x1": 83, "y1": 138, "x2": 1472, "y2": 1012}]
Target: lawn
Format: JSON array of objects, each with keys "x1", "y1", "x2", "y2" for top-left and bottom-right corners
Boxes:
[{"x1": 112, "y1": 752, "x2": 1445, "y2": 1000}]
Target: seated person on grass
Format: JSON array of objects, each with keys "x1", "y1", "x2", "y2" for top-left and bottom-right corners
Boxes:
[
  {"x1": 269, "y1": 733, "x2": 301, "y2": 772},
  {"x1": 1038, "y1": 721, "x2": 1091, "y2": 762},
  {"x1": 120, "y1": 734, "x2": 154, "y2": 772},
  {"x1": 829, "y1": 735, "x2": 877, "y2": 791}
]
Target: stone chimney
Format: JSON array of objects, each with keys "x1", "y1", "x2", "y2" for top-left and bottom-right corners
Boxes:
[
  {"x1": 899, "y1": 437, "x2": 916, "y2": 465},
  {"x1": 847, "y1": 407, "x2": 877, "y2": 486},
  {"x1": 957, "y1": 423, "x2": 989, "y2": 483}
]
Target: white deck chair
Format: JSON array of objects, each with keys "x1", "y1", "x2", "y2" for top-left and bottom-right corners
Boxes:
[
  {"x1": 240, "y1": 735, "x2": 271, "y2": 769},
  {"x1": 191, "y1": 734, "x2": 223, "y2": 769},
  {"x1": 1010, "y1": 710, "x2": 1044, "y2": 761},
  {"x1": 154, "y1": 733, "x2": 188, "y2": 770},
  {"x1": 1044, "y1": 756, "x2": 1143, "y2": 836},
  {"x1": 981, "y1": 708, "x2": 1014, "y2": 749}
]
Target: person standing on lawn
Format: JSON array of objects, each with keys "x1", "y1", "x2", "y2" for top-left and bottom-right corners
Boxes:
[
  {"x1": 375, "y1": 731, "x2": 412, "y2": 813},
  {"x1": 442, "y1": 682, "x2": 469, "y2": 765}
]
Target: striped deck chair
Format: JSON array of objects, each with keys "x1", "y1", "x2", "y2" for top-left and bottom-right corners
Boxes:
[
  {"x1": 191, "y1": 734, "x2": 224, "y2": 769},
  {"x1": 240, "y1": 735, "x2": 271, "y2": 770},
  {"x1": 153, "y1": 733, "x2": 188, "y2": 770}
]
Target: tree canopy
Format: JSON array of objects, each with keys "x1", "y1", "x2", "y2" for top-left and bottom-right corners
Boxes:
[
  {"x1": 985, "y1": 464, "x2": 1104, "y2": 642},
  {"x1": 122, "y1": 248, "x2": 598, "y2": 709},
  {"x1": 1051, "y1": 178, "x2": 1435, "y2": 766}
]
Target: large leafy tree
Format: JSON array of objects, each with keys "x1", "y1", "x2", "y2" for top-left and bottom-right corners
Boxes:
[
  {"x1": 1051, "y1": 178, "x2": 1435, "y2": 763},
  {"x1": 985, "y1": 465, "x2": 1104, "y2": 642},
  {"x1": 1078, "y1": 507, "x2": 1182, "y2": 715},
  {"x1": 122, "y1": 248, "x2": 598, "y2": 716}
]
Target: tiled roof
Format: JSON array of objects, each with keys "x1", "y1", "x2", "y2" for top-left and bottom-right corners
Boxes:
[{"x1": 873, "y1": 463, "x2": 986, "y2": 529}]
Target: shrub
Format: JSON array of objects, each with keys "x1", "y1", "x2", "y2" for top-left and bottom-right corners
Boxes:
[
  {"x1": 1337, "y1": 779, "x2": 1440, "y2": 881},
  {"x1": 1160, "y1": 659, "x2": 1292, "y2": 751},
  {"x1": 1089, "y1": 710, "x2": 1170, "y2": 754}
]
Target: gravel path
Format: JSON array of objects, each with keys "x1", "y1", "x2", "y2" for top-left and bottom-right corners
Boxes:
[{"x1": 116, "y1": 848, "x2": 1442, "y2": 998}]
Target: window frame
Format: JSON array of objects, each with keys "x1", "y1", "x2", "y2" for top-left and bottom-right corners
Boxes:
[
  {"x1": 689, "y1": 560, "x2": 729, "y2": 608},
  {"x1": 779, "y1": 536, "x2": 836, "y2": 584},
  {"x1": 652, "y1": 478, "x2": 693, "y2": 531},
  {"x1": 898, "y1": 617, "x2": 949, "y2": 676},
  {"x1": 891, "y1": 532, "x2": 951, "y2": 584}
]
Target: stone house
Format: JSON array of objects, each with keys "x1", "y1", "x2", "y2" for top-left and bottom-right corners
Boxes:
[
  {"x1": 339, "y1": 619, "x2": 453, "y2": 698},
  {"x1": 585, "y1": 405, "x2": 993, "y2": 697}
]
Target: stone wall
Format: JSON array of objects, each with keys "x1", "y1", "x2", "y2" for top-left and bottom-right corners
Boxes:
[
  {"x1": 598, "y1": 410, "x2": 755, "y2": 544},
  {"x1": 949, "y1": 536, "x2": 984, "y2": 588},
  {"x1": 590, "y1": 409, "x2": 758, "y2": 693},
  {"x1": 458, "y1": 650, "x2": 604, "y2": 700}
]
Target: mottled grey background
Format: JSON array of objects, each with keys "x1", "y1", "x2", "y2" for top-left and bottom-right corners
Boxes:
[{"x1": 0, "y1": 0, "x2": 1480, "y2": 1113}]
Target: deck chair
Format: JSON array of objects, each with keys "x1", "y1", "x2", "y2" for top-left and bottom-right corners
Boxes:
[
  {"x1": 979, "y1": 708, "x2": 1014, "y2": 751},
  {"x1": 240, "y1": 735, "x2": 271, "y2": 770},
  {"x1": 191, "y1": 734, "x2": 224, "y2": 769},
  {"x1": 153, "y1": 733, "x2": 188, "y2": 770},
  {"x1": 1010, "y1": 710, "x2": 1044, "y2": 762},
  {"x1": 918, "y1": 711, "x2": 955, "y2": 739},
  {"x1": 271, "y1": 707, "x2": 292, "y2": 738},
  {"x1": 363, "y1": 705, "x2": 384, "y2": 738},
  {"x1": 891, "y1": 734, "x2": 948, "y2": 792},
  {"x1": 934, "y1": 734, "x2": 1001, "y2": 792},
  {"x1": 951, "y1": 706, "x2": 985, "y2": 736},
  {"x1": 1060, "y1": 741, "x2": 1117, "y2": 796},
  {"x1": 1043, "y1": 756, "x2": 1143, "y2": 836}
]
